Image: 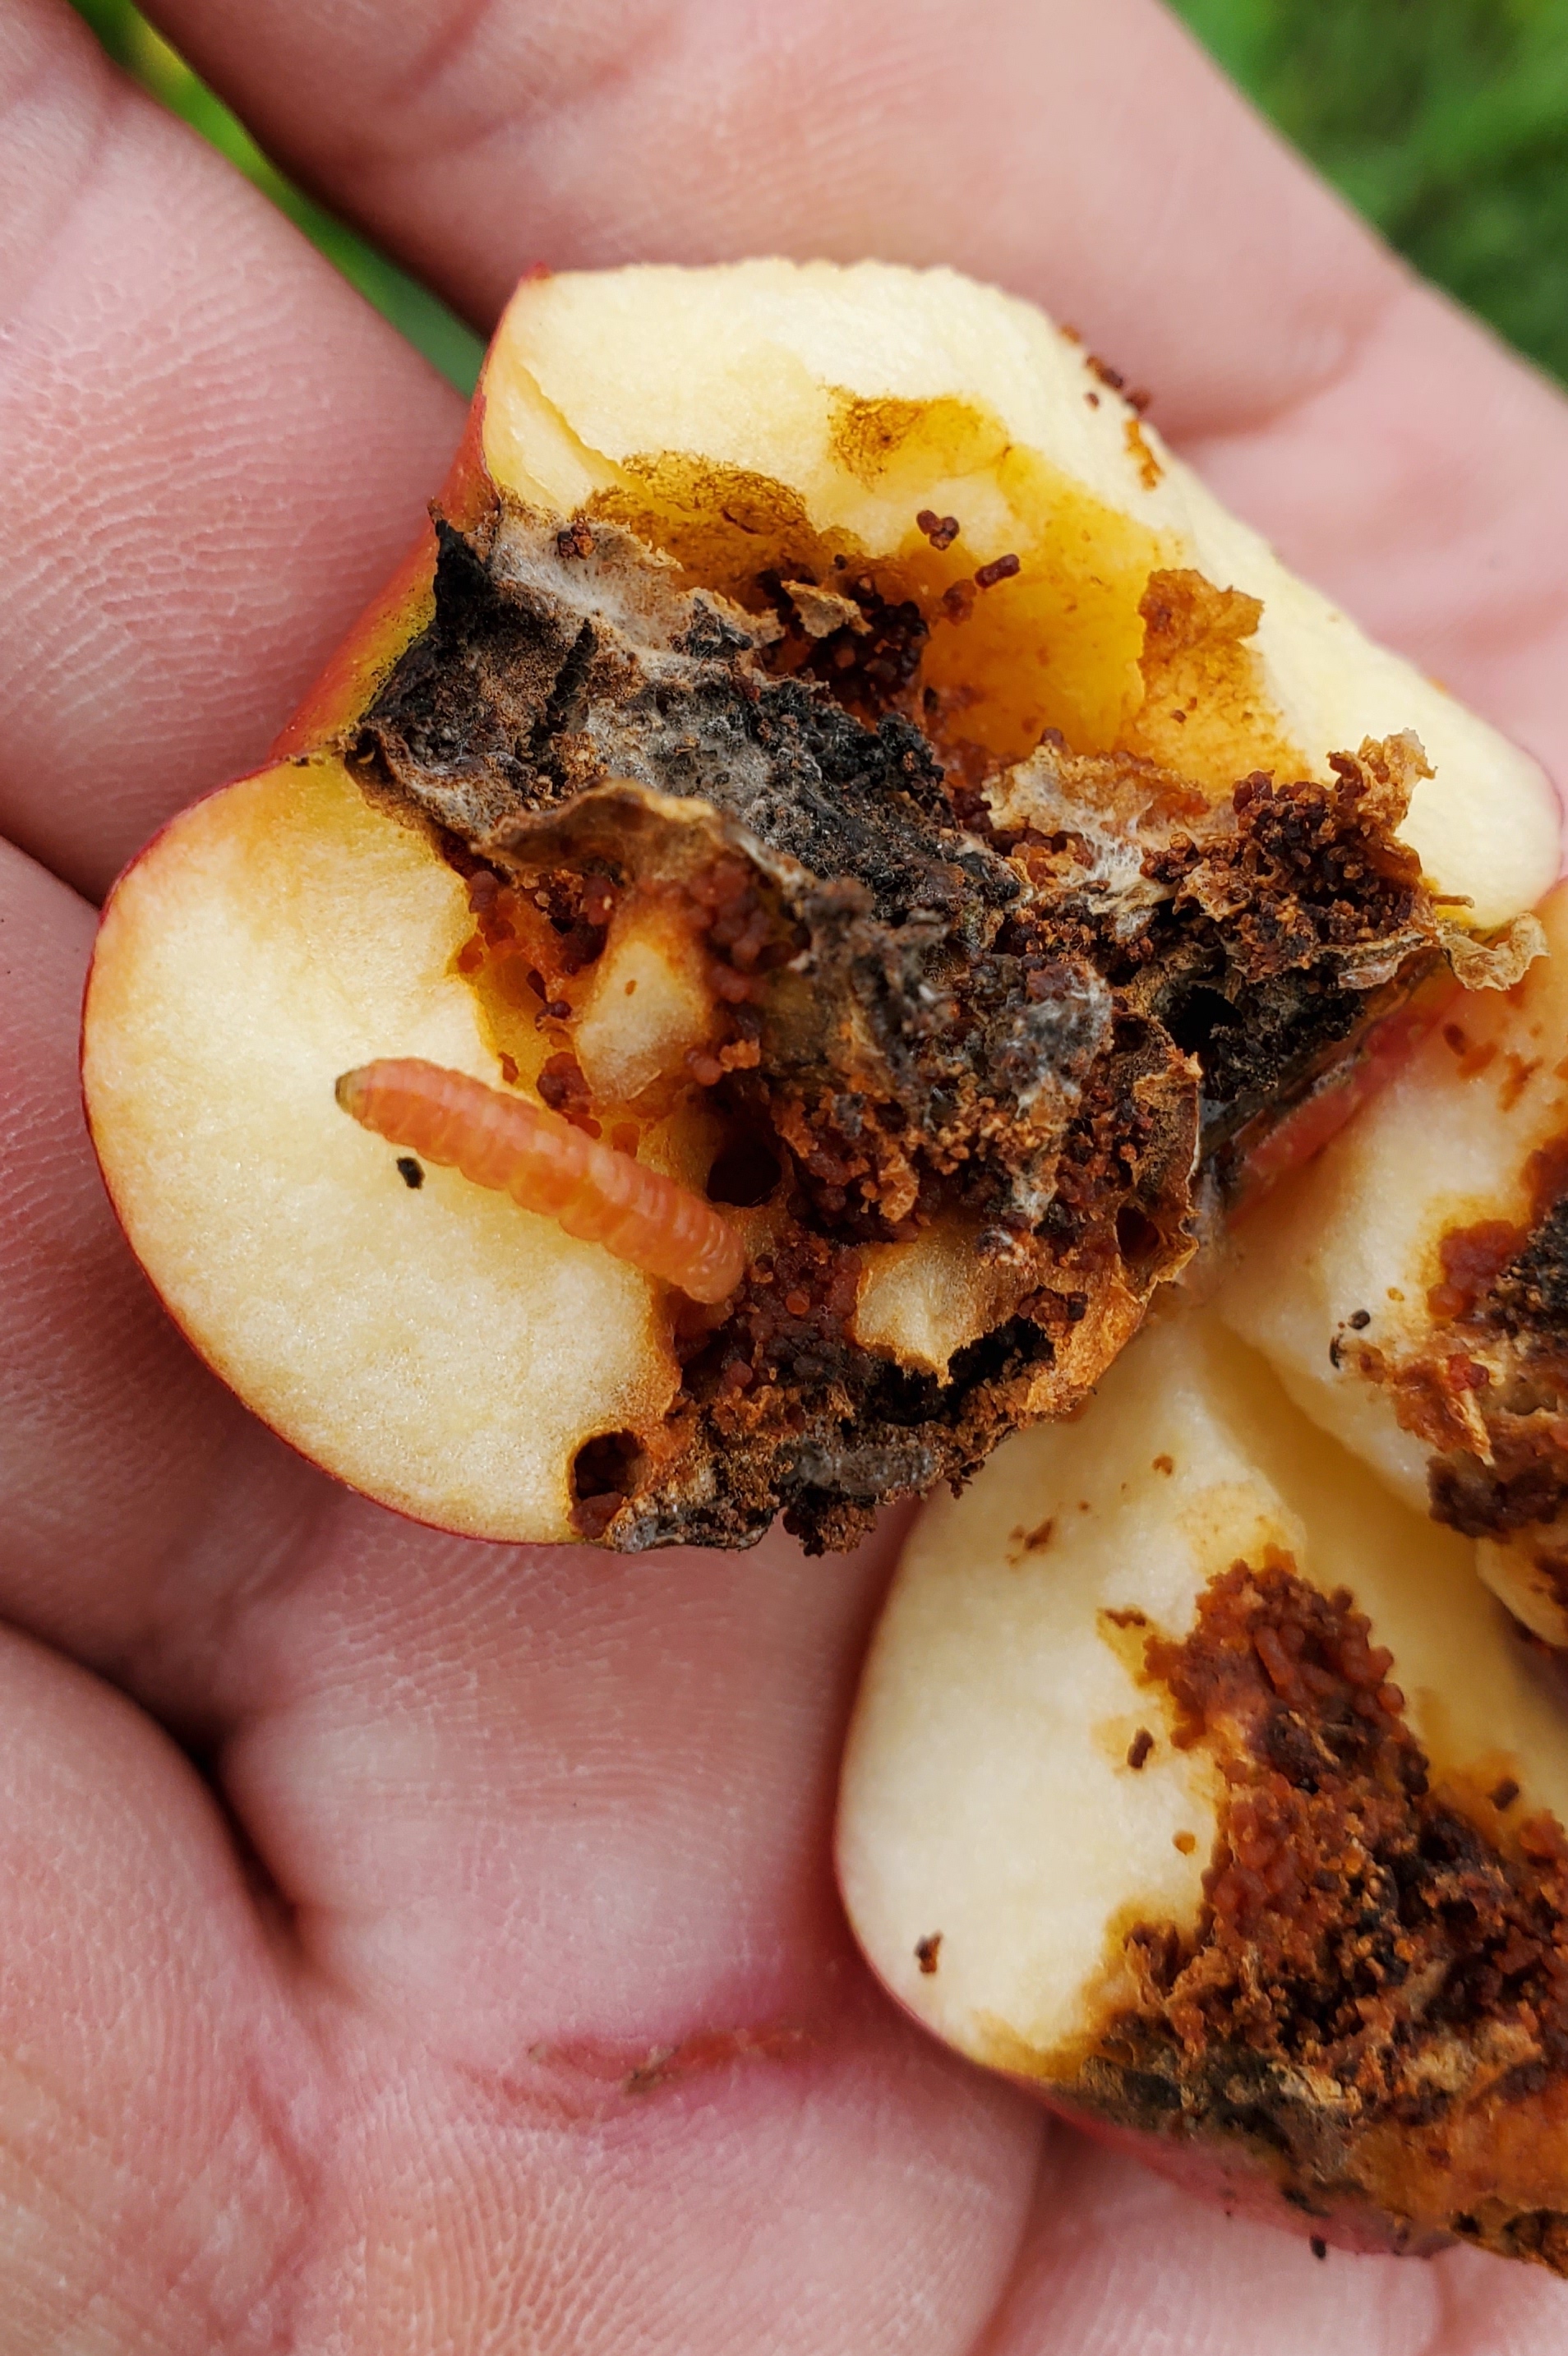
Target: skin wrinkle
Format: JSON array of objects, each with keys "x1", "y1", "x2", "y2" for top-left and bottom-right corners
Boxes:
[
  {"x1": 136, "y1": 0, "x2": 1395, "y2": 432},
  {"x1": 0, "y1": 6, "x2": 461, "y2": 897}
]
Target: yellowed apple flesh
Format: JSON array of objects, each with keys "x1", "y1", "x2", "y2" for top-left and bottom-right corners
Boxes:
[{"x1": 487, "y1": 260, "x2": 1559, "y2": 927}]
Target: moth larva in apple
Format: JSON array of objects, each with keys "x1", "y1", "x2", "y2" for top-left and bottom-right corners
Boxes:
[
  {"x1": 83, "y1": 259, "x2": 1561, "y2": 1545},
  {"x1": 336, "y1": 1059, "x2": 746, "y2": 1303}
]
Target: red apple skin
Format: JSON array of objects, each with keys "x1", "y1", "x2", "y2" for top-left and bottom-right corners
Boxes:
[
  {"x1": 270, "y1": 526, "x2": 436, "y2": 759},
  {"x1": 270, "y1": 384, "x2": 491, "y2": 759},
  {"x1": 81, "y1": 383, "x2": 502, "y2": 1544}
]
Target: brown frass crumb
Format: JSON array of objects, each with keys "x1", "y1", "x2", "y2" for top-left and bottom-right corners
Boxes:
[
  {"x1": 1082, "y1": 1552, "x2": 1568, "y2": 2271},
  {"x1": 915, "y1": 509, "x2": 961, "y2": 551},
  {"x1": 1402, "y1": 1136, "x2": 1568, "y2": 1543},
  {"x1": 973, "y1": 552, "x2": 1022, "y2": 591},
  {"x1": 347, "y1": 501, "x2": 1449, "y2": 1552}
]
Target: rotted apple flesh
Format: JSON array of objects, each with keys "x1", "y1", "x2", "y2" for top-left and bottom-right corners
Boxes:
[
  {"x1": 1224, "y1": 881, "x2": 1568, "y2": 1645},
  {"x1": 81, "y1": 260, "x2": 1561, "y2": 1551},
  {"x1": 837, "y1": 1306, "x2": 1568, "y2": 2271}
]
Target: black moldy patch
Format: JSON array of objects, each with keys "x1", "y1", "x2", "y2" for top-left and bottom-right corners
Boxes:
[
  {"x1": 346, "y1": 498, "x2": 1446, "y2": 1550},
  {"x1": 1079, "y1": 1555, "x2": 1568, "y2": 2272}
]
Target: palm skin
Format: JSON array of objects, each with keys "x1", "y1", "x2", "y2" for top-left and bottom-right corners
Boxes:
[{"x1": 3, "y1": 0, "x2": 1568, "y2": 2346}]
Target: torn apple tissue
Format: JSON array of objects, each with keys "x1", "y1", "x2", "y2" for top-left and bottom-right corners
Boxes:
[{"x1": 335, "y1": 1058, "x2": 746, "y2": 1303}]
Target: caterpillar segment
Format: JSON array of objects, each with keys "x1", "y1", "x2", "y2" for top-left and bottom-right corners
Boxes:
[{"x1": 335, "y1": 1059, "x2": 746, "y2": 1305}]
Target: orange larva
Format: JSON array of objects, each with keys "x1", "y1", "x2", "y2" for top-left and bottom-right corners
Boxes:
[{"x1": 335, "y1": 1058, "x2": 747, "y2": 1305}]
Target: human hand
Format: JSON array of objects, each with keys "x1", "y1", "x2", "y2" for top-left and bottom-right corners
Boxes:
[{"x1": 4, "y1": 1, "x2": 1568, "y2": 2345}]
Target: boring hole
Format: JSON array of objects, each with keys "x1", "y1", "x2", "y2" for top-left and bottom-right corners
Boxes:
[
  {"x1": 1163, "y1": 984, "x2": 1237, "y2": 1058},
  {"x1": 1116, "y1": 1206, "x2": 1162, "y2": 1267},
  {"x1": 705, "y1": 1125, "x2": 782, "y2": 1208},
  {"x1": 571, "y1": 1429, "x2": 644, "y2": 1541}
]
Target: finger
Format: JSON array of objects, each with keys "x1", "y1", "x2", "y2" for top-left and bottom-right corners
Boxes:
[
  {"x1": 0, "y1": 1626, "x2": 312, "y2": 2353},
  {"x1": 979, "y1": 2129, "x2": 1568, "y2": 2354},
  {"x1": 0, "y1": 1593, "x2": 1039, "y2": 2356},
  {"x1": 211, "y1": 1501, "x2": 1042, "y2": 2349},
  {"x1": 136, "y1": 0, "x2": 1568, "y2": 783},
  {"x1": 139, "y1": 0, "x2": 1391, "y2": 440},
  {"x1": 0, "y1": 0, "x2": 463, "y2": 898},
  {"x1": 0, "y1": 832, "x2": 326, "y2": 1717}
]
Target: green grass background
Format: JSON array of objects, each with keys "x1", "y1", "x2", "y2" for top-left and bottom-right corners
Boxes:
[{"x1": 66, "y1": 0, "x2": 1568, "y2": 394}]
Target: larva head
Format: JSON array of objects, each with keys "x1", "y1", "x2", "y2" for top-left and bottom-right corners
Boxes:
[{"x1": 83, "y1": 260, "x2": 1561, "y2": 1550}]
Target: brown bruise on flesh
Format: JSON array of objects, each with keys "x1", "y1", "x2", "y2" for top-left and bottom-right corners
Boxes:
[
  {"x1": 339, "y1": 431, "x2": 1459, "y2": 1551},
  {"x1": 1066, "y1": 1554, "x2": 1568, "y2": 2272}
]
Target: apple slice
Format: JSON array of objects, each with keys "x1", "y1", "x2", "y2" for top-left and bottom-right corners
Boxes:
[
  {"x1": 81, "y1": 754, "x2": 692, "y2": 1542},
  {"x1": 837, "y1": 1304, "x2": 1568, "y2": 2271},
  {"x1": 84, "y1": 260, "x2": 1561, "y2": 1549},
  {"x1": 1223, "y1": 881, "x2": 1568, "y2": 1643}
]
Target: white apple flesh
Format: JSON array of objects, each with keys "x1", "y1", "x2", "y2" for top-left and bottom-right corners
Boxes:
[
  {"x1": 82, "y1": 756, "x2": 692, "y2": 1540},
  {"x1": 838, "y1": 1305, "x2": 1568, "y2": 2268}
]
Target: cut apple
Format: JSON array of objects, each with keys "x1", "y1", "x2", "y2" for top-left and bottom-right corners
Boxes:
[
  {"x1": 838, "y1": 1306, "x2": 1568, "y2": 2271},
  {"x1": 83, "y1": 260, "x2": 1561, "y2": 1548},
  {"x1": 1224, "y1": 881, "x2": 1568, "y2": 1644}
]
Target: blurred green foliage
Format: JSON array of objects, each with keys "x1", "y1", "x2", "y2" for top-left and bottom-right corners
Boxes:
[
  {"x1": 64, "y1": 0, "x2": 1568, "y2": 390},
  {"x1": 1175, "y1": 0, "x2": 1568, "y2": 380}
]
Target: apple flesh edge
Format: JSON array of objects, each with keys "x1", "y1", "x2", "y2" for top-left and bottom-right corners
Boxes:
[{"x1": 835, "y1": 1304, "x2": 1568, "y2": 2266}]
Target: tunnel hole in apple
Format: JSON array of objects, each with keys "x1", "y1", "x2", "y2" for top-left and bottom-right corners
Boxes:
[
  {"x1": 704, "y1": 1123, "x2": 782, "y2": 1208},
  {"x1": 571, "y1": 1429, "x2": 646, "y2": 1540},
  {"x1": 1163, "y1": 984, "x2": 1238, "y2": 1061},
  {"x1": 1115, "y1": 1205, "x2": 1163, "y2": 1269}
]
